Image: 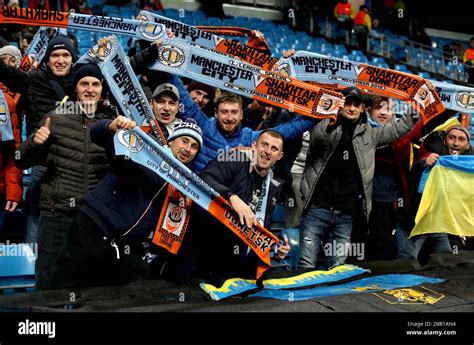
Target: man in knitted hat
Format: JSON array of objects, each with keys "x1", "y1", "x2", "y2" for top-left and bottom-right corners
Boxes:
[
  {"x1": 423, "y1": 124, "x2": 472, "y2": 166},
  {"x1": 47, "y1": 118, "x2": 203, "y2": 289},
  {"x1": 1, "y1": 33, "x2": 77, "y2": 245},
  {"x1": 16, "y1": 62, "x2": 116, "y2": 289},
  {"x1": 396, "y1": 124, "x2": 472, "y2": 262},
  {"x1": 0, "y1": 45, "x2": 22, "y2": 67},
  {"x1": 43, "y1": 34, "x2": 77, "y2": 77},
  {"x1": 187, "y1": 81, "x2": 215, "y2": 110}
]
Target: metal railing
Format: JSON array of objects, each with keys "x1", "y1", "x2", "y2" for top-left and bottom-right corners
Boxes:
[{"x1": 320, "y1": 19, "x2": 471, "y2": 84}]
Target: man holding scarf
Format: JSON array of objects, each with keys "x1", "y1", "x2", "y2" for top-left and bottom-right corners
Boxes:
[
  {"x1": 46, "y1": 118, "x2": 203, "y2": 290},
  {"x1": 197, "y1": 130, "x2": 290, "y2": 284}
]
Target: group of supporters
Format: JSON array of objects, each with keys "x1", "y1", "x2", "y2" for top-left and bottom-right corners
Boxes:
[{"x1": 0, "y1": 23, "x2": 472, "y2": 291}]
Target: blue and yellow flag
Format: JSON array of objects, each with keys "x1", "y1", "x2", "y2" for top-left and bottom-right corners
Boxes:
[{"x1": 411, "y1": 155, "x2": 474, "y2": 238}]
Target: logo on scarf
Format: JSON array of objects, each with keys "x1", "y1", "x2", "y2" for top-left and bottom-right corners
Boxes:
[
  {"x1": 165, "y1": 203, "x2": 185, "y2": 234},
  {"x1": 316, "y1": 94, "x2": 342, "y2": 114},
  {"x1": 158, "y1": 44, "x2": 185, "y2": 67},
  {"x1": 276, "y1": 63, "x2": 291, "y2": 77},
  {"x1": 117, "y1": 130, "x2": 144, "y2": 153},
  {"x1": 455, "y1": 91, "x2": 474, "y2": 110},
  {"x1": 0, "y1": 100, "x2": 7, "y2": 126},
  {"x1": 88, "y1": 40, "x2": 113, "y2": 59},
  {"x1": 138, "y1": 14, "x2": 164, "y2": 40},
  {"x1": 413, "y1": 84, "x2": 434, "y2": 109}
]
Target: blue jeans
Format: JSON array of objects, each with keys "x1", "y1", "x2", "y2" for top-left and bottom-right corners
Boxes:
[
  {"x1": 298, "y1": 205, "x2": 353, "y2": 269},
  {"x1": 396, "y1": 224, "x2": 452, "y2": 259},
  {"x1": 23, "y1": 165, "x2": 47, "y2": 244}
]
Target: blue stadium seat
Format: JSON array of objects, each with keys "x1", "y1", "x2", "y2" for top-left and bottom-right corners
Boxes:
[
  {"x1": 87, "y1": 0, "x2": 102, "y2": 7},
  {"x1": 333, "y1": 44, "x2": 347, "y2": 54},
  {"x1": 376, "y1": 62, "x2": 390, "y2": 69},
  {"x1": 270, "y1": 204, "x2": 285, "y2": 231},
  {"x1": 371, "y1": 56, "x2": 386, "y2": 64},
  {"x1": 392, "y1": 46, "x2": 407, "y2": 60},
  {"x1": 353, "y1": 55, "x2": 368, "y2": 63},
  {"x1": 445, "y1": 62, "x2": 456, "y2": 79},
  {"x1": 280, "y1": 228, "x2": 300, "y2": 270},
  {"x1": 0, "y1": 244, "x2": 36, "y2": 291},
  {"x1": 418, "y1": 71, "x2": 432, "y2": 79},
  {"x1": 350, "y1": 49, "x2": 365, "y2": 57},
  {"x1": 394, "y1": 64, "x2": 408, "y2": 72}
]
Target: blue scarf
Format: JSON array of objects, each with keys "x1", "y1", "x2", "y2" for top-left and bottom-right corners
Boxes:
[{"x1": 0, "y1": 90, "x2": 13, "y2": 142}]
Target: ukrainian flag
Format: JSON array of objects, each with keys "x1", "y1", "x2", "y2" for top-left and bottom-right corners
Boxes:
[{"x1": 411, "y1": 156, "x2": 474, "y2": 238}]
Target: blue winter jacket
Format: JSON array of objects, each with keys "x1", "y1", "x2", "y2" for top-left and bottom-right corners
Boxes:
[{"x1": 166, "y1": 74, "x2": 317, "y2": 172}]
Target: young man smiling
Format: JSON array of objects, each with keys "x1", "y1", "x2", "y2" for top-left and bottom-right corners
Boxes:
[
  {"x1": 198, "y1": 130, "x2": 290, "y2": 283},
  {"x1": 15, "y1": 63, "x2": 116, "y2": 289},
  {"x1": 47, "y1": 119, "x2": 203, "y2": 289},
  {"x1": 149, "y1": 83, "x2": 182, "y2": 138},
  {"x1": 0, "y1": 34, "x2": 78, "y2": 245}
]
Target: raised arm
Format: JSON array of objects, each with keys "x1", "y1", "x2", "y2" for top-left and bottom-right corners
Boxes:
[
  {"x1": 251, "y1": 115, "x2": 317, "y2": 141},
  {"x1": 0, "y1": 58, "x2": 32, "y2": 94},
  {"x1": 373, "y1": 111, "x2": 417, "y2": 146}
]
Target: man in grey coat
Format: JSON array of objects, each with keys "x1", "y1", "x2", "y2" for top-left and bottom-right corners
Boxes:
[{"x1": 298, "y1": 87, "x2": 417, "y2": 269}]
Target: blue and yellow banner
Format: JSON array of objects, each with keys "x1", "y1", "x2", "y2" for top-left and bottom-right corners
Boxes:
[
  {"x1": 200, "y1": 265, "x2": 368, "y2": 300},
  {"x1": 412, "y1": 155, "x2": 474, "y2": 238},
  {"x1": 250, "y1": 274, "x2": 445, "y2": 301},
  {"x1": 199, "y1": 264, "x2": 445, "y2": 301}
]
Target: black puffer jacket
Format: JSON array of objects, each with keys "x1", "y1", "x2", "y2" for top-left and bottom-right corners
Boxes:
[
  {"x1": 0, "y1": 43, "x2": 157, "y2": 136},
  {"x1": 16, "y1": 102, "x2": 116, "y2": 213},
  {"x1": 0, "y1": 59, "x2": 74, "y2": 136}
]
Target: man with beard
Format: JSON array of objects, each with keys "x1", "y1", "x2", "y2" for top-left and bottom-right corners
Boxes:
[
  {"x1": 396, "y1": 124, "x2": 472, "y2": 260},
  {"x1": 163, "y1": 73, "x2": 317, "y2": 172}
]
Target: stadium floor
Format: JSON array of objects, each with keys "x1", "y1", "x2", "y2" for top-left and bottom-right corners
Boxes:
[{"x1": 0, "y1": 251, "x2": 473, "y2": 313}]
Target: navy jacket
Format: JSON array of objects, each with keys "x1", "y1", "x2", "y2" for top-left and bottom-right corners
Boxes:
[{"x1": 80, "y1": 119, "x2": 168, "y2": 240}]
